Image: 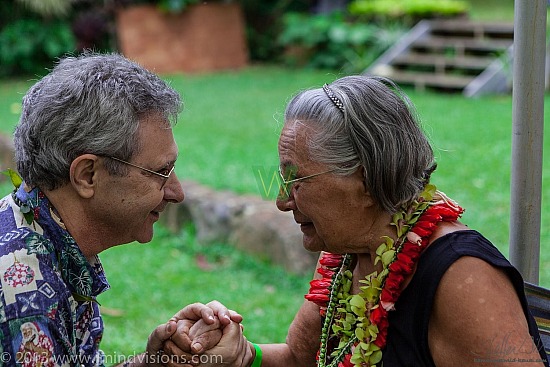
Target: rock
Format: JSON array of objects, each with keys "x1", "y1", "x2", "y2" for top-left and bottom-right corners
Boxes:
[
  {"x1": 229, "y1": 200, "x2": 318, "y2": 274},
  {"x1": 162, "y1": 180, "x2": 318, "y2": 275}
]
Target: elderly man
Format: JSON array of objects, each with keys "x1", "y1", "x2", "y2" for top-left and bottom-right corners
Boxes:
[{"x1": 0, "y1": 53, "x2": 236, "y2": 367}]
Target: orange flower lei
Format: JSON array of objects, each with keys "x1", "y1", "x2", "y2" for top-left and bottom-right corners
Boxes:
[{"x1": 305, "y1": 184, "x2": 464, "y2": 367}]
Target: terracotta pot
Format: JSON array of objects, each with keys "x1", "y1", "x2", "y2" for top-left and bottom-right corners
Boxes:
[{"x1": 116, "y1": 3, "x2": 249, "y2": 73}]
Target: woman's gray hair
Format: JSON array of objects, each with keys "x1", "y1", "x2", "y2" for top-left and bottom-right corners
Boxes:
[
  {"x1": 14, "y1": 52, "x2": 182, "y2": 191},
  {"x1": 284, "y1": 75, "x2": 435, "y2": 213}
]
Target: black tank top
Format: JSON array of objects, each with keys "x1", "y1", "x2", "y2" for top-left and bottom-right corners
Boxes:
[{"x1": 382, "y1": 230, "x2": 549, "y2": 366}]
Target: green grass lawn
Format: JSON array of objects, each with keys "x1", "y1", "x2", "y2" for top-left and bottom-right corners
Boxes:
[
  {"x1": 1, "y1": 65, "x2": 549, "y2": 360},
  {"x1": 97, "y1": 226, "x2": 310, "y2": 359}
]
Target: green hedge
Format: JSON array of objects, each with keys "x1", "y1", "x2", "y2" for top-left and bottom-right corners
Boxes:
[{"x1": 349, "y1": 0, "x2": 469, "y2": 19}]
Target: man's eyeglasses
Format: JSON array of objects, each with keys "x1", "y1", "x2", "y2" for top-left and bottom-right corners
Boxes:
[
  {"x1": 278, "y1": 166, "x2": 337, "y2": 198},
  {"x1": 108, "y1": 156, "x2": 175, "y2": 189}
]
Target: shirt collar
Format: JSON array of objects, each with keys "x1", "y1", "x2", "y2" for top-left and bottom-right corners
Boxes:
[{"x1": 14, "y1": 184, "x2": 110, "y2": 297}]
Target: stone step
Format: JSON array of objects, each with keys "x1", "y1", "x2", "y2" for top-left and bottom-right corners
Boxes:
[
  {"x1": 393, "y1": 53, "x2": 494, "y2": 72},
  {"x1": 429, "y1": 19, "x2": 514, "y2": 38},
  {"x1": 413, "y1": 36, "x2": 513, "y2": 54},
  {"x1": 385, "y1": 70, "x2": 475, "y2": 90},
  {"x1": 365, "y1": 19, "x2": 514, "y2": 96}
]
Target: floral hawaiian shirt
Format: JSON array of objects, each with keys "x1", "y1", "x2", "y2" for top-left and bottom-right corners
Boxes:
[{"x1": 0, "y1": 184, "x2": 110, "y2": 366}]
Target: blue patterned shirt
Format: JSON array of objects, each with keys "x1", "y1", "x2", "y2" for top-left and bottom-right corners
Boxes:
[{"x1": 0, "y1": 184, "x2": 110, "y2": 366}]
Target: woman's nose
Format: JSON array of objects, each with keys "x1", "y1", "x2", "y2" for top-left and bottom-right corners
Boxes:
[{"x1": 276, "y1": 188, "x2": 296, "y2": 212}]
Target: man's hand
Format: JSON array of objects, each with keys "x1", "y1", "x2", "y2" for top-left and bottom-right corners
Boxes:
[
  {"x1": 117, "y1": 320, "x2": 181, "y2": 367},
  {"x1": 144, "y1": 320, "x2": 179, "y2": 366}
]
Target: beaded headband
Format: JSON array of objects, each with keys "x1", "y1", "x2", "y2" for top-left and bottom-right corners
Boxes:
[{"x1": 322, "y1": 83, "x2": 345, "y2": 114}]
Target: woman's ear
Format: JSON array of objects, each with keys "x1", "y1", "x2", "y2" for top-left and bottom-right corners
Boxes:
[
  {"x1": 70, "y1": 154, "x2": 99, "y2": 199},
  {"x1": 354, "y1": 166, "x2": 376, "y2": 207}
]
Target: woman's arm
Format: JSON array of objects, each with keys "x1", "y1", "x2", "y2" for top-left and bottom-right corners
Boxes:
[
  {"x1": 178, "y1": 299, "x2": 322, "y2": 367},
  {"x1": 259, "y1": 298, "x2": 322, "y2": 367},
  {"x1": 253, "y1": 253, "x2": 325, "y2": 367},
  {"x1": 161, "y1": 296, "x2": 322, "y2": 367},
  {"x1": 429, "y1": 256, "x2": 545, "y2": 367},
  {"x1": 162, "y1": 255, "x2": 326, "y2": 367}
]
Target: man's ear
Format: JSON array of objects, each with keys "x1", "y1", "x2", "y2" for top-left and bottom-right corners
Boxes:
[{"x1": 70, "y1": 154, "x2": 100, "y2": 199}]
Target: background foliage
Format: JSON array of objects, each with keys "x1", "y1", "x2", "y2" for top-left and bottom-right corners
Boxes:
[
  {"x1": 0, "y1": 0, "x2": 509, "y2": 77},
  {"x1": 278, "y1": 11, "x2": 407, "y2": 72},
  {"x1": 349, "y1": 0, "x2": 469, "y2": 20}
]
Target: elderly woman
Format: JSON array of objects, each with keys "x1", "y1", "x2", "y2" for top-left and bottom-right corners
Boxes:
[{"x1": 165, "y1": 76, "x2": 548, "y2": 367}]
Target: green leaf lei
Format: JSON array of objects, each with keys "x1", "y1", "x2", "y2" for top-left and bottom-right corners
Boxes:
[{"x1": 313, "y1": 184, "x2": 463, "y2": 367}]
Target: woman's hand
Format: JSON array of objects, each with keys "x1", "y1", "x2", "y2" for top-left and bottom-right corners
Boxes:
[
  {"x1": 164, "y1": 320, "x2": 254, "y2": 367},
  {"x1": 166, "y1": 301, "x2": 242, "y2": 352},
  {"x1": 165, "y1": 317, "x2": 224, "y2": 359},
  {"x1": 143, "y1": 300, "x2": 242, "y2": 366}
]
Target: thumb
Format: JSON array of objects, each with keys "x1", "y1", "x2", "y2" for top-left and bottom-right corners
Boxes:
[
  {"x1": 220, "y1": 320, "x2": 244, "y2": 342},
  {"x1": 147, "y1": 320, "x2": 176, "y2": 354}
]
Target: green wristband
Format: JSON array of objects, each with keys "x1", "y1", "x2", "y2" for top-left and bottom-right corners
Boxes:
[{"x1": 251, "y1": 342, "x2": 262, "y2": 367}]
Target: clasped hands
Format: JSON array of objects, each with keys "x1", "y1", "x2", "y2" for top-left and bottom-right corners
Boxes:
[{"x1": 146, "y1": 301, "x2": 254, "y2": 367}]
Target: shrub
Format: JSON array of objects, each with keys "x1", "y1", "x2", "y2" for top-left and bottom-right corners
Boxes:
[
  {"x1": 0, "y1": 0, "x2": 113, "y2": 78},
  {"x1": 0, "y1": 18, "x2": 75, "y2": 77},
  {"x1": 277, "y1": 0, "x2": 470, "y2": 73},
  {"x1": 278, "y1": 12, "x2": 407, "y2": 73},
  {"x1": 349, "y1": 0, "x2": 469, "y2": 21},
  {"x1": 239, "y1": 0, "x2": 311, "y2": 62}
]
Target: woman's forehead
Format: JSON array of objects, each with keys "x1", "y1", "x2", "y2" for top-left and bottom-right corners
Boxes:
[
  {"x1": 279, "y1": 120, "x2": 317, "y2": 146},
  {"x1": 279, "y1": 122, "x2": 326, "y2": 171},
  {"x1": 278, "y1": 123, "x2": 307, "y2": 159}
]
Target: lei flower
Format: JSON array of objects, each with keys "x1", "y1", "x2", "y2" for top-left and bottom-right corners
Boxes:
[{"x1": 305, "y1": 184, "x2": 464, "y2": 367}]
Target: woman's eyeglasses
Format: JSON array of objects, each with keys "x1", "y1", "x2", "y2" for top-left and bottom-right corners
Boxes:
[{"x1": 278, "y1": 166, "x2": 337, "y2": 198}]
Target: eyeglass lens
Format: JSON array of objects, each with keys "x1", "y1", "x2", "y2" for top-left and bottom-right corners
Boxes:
[{"x1": 278, "y1": 165, "x2": 298, "y2": 199}]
